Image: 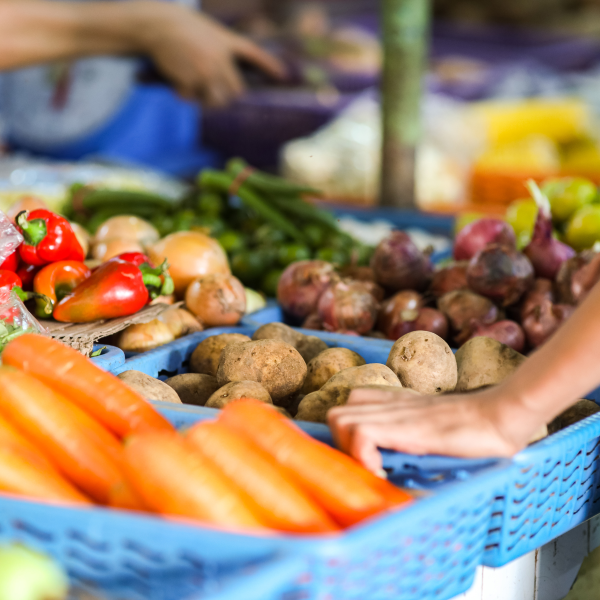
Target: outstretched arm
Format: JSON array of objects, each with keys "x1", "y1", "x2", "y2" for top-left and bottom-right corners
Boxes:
[
  {"x1": 328, "y1": 281, "x2": 600, "y2": 472},
  {"x1": 0, "y1": 0, "x2": 284, "y2": 106}
]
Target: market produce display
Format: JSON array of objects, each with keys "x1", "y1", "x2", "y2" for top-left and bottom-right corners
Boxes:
[
  {"x1": 0, "y1": 333, "x2": 413, "y2": 533},
  {"x1": 270, "y1": 179, "x2": 600, "y2": 356}
]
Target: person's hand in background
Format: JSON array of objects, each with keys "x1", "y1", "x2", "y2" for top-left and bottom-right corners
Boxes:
[
  {"x1": 0, "y1": 0, "x2": 286, "y2": 108},
  {"x1": 139, "y1": 3, "x2": 286, "y2": 107}
]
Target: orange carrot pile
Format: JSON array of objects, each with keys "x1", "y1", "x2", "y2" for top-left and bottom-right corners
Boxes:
[{"x1": 0, "y1": 334, "x2": 413, "y2": 533}]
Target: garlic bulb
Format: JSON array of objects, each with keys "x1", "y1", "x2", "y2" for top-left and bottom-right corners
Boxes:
[
  {"x1": 159, "y1": 306, "x2": 203, "y2": 339},
  {"x1": 116, "y1": 319, "x2": 175, "y2": 352}
]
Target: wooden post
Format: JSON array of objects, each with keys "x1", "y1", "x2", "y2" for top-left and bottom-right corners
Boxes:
[{"x1": 380, "y1": 0, "x2": 430, "y2": 209}]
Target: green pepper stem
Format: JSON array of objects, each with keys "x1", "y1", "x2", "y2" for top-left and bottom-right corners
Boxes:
[
  {"x1": 16, "y1": 211, "x2": 47, "y2": 247},
  {"x1": 142, "y1": 273, "x2": 163, "y2": 289}
]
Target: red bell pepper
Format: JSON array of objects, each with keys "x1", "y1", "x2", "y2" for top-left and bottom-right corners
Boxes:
[
  {"x1": 53, "y1": 258, "x2": 173, "y2": 323},
  {"x1": 112, "y1": 252, "x2": 173, "y2": 297},
  {"x1": 16, "y1": 210, "x2": 85, "y2": 267},
  {"x1": 33, "y1": 261, "x2": 91, "y2": 319},
  {"x1": 16, "y1": 264, "x2": 40, "y2": 292},
  {"x1": 115, "y1": 252, "x2": 155, "y2": 268},
  {"x1": 0, "y1": 251, "x2": 19, "y2": 272},
  {"x1": 0, "y1": 270, "x2": 52, "y2": 317}
]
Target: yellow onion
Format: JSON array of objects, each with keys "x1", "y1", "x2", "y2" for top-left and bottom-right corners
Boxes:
[
  {"x1": 69, "y1": 222, "x2": 91, "y2": 258},
  {"x1": 93, "y1": 216, "x2": 160, "y2": 248},
  {"x1": 6, "y1": 196, "x2": 49, "y2": 222},
  {"x1": 159, "y1": 306, "x2": 203, "y2": 338},
  {"x1": 115, "y1": 319, "x2": 175, "y2": 352},
  {"x1": 185, "y1": 273, "x2": 246, "y2": 326},
  {"x1": 148, "y1": 231, "x2": 230, "y2": 298},
  {"x1": 150, "y1": 294, "x2": 175, "y2": 306},
  {"x1": 92, "y1": 239, "x2": 144, "y2": 262}
]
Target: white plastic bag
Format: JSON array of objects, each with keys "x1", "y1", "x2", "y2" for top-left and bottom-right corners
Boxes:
[
  {"x1": 0, "y1": 290, "x2": 46, "y2": 355},
  {"x1": 0, "y1": 209, "x2": 23, "y2": 264}
]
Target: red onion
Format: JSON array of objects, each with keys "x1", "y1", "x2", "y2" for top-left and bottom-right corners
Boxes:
[
  {"x1": 467, "y1": 244, "x2": 534, "y2": 307},
  {"x1": 523, "y1": 181, "x2": 576, "y2": 279},
  {"x1": 556, "y1": 250, "x2": 600, "y2": 305},
  {"x1": 370, "y1": 231, "x2": 433, "y2": 292},
  {"x1": 522, "y1": 299, "x2": 575, "y2": 348},
  {"x1": 454, "y1": 218, "x2": 516, "y2": 261},
  {"x1": 377, "y1": 291, "x2": 424, "y2": 339},
  {"x1": 277, "y1": 260, "x2": 337, "y2": 321},
  {"x1": 317, "y1": 280, "x2": 379, "y2": 334},
  {"x1": 429, "y1": 261, "x2": 469, "y2": 298},
  {"x1": 413, "y1": 307, "x2": 449, "y2": 340},
  {"x1": 339, "y1": 265, "x2": 376, "y2": 282},
  {"x1": 302, "y1": 313, "x2": 323, "y2": 330},
  {"x1": 353, "y1": 279, "x2": 386, "y2": 302},
  {"x1": 520, "y1": 278, "x2": 555, "y2": 320},
  {"x1": 437, "y1": 290, "x2": 499, "y2": 343},
  {"x1": 464, "y1": 320, "x2": 525, "y2": 352}
]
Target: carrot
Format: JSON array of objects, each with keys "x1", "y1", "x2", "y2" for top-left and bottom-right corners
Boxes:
[
  {"x1": 2, "y1": 334, "x2": 173, "y2": 437},
  {"x1": 186, "y1": 421, "x2": 338, "y2": 534},
  {"x1": 123, "y1": 431, "x2": 266, "y2": 530},
  {"x1": 0, "y1": 368, "x2": 143, "y2": 507},
  {"x1": 0, "y1": 413, "x2": 55, "y2": 472},
  {"x1": 0, "y1": 443, "x2": 92, "y2": 505},
  {"x1": 219, "y1": 400, "x2": 412, "y2": 527}
]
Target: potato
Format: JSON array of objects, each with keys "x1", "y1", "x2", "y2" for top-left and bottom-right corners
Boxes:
[
  {"x1": 296, "y1": 363, "x2": 401, "y2": 423},
  {"x1": 251, "y1": 322, "x2": 327, "y2": 363},
  {"x1": 206, "y1": 381, "x2": 273, "y2": 409},
  {"x1": 386, "y1": 331, "x2": 457, "y2": 395},
  {"x1": 217, "y1": 339, "x2": 307, "y2": 403},
  {"x1": 189, "y1": 333, "x2": 251, "y2": 377},
  {"x1": 117, "y1": 370, "x2": 181, "y2": 403},
  {"x1": 548, "y1": 400, "x2": 600, "y2": 434},
  {"x1": 455, "y1": 337, "x2": 526, "y2": 393},
  {"x1": 302, "y1": 348, "x2": 366, "y2": 394},
  {"x1": 165, "y1": 373, "x2": 219, "y2": 406}
]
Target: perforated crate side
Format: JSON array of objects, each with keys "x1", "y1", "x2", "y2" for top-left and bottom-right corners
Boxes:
[{"x1": 483, "y1": 412, "x2": 600, "y2": 566}]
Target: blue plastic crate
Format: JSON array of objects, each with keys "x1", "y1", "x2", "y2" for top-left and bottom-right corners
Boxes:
[
  {"x1": 90, "y1": 344, "x2": 125, "y2": 371},
  {"x1": 0, "y1": 404, "x2": 511, "y2": 600}
]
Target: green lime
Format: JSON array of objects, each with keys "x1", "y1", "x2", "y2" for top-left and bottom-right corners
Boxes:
[
  {"x1": 542, "y1": 177, "x2": 597, "y2": 223},
  {"x1": 304, "y1": 223, "x2": 327, "y2": 248},
  {"x1": 506, "y1": 198, "x2": 537, "y2": 249},
  {"x1": 261, "y1": 268, "x2": 284, "y2": 297},
  {"x1": 315, "y1": 247, "x2": 348, "y2": 265},
  {"x1": 565, "y1": 204, "x2": 600, "y2": 250},
  {"x1": 217, "y1": 230, "x2": 246, "y2": 254},
  {"x1": 253, "y1": 224, "x2": 288, "y2": 245},
  {"x1": 278, "y1": 244, "x2": 312, "y2": 267},
  {"x1": 231, "y1": 252, "x2": 266, "y2": 284},
  {"x1": 197, "y1": 193, "x2": 224, "y2": 216},
  {"x1": 455, "y1": 212, "x2": 485, "y2": 235}
]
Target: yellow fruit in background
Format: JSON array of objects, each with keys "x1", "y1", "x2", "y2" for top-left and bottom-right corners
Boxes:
[
  {"x1": 474, "y1": 136, "x2": 560, "y2": 172},
  {"x1": 505, "y1": 198, "x2": 537, "y2": 249},
  {"x1": 566, "y1": 205, "x2": 600, "y2": 251},
  {"x1": 542, "y1": 177, "x2": 597, "y2": 224}
]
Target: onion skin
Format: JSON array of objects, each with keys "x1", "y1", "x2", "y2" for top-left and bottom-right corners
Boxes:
[
  {"x1": 302, "y1": 313, "x2": 324, "y2": 330},
  {"x1": 437, "y1": 289, "x2": 499, "y2": 343},
  {"x1": 148, "y1": 231, "x2": 230, "y2": 298},
  {"x1": 464, "y1": 320, "x2": 525, "y2": 353},
  {"x1": 277, "y1": 260, "x2": 337, "y2": 321},
  {"x1": 522, "y1": 299, "x2": 575, "y2": 348},
  {"x1": 92, "y1": 239, "x2": 144, "y2": 262},
  {"x1": 523, "y1": 193, "x2": 575, "y2": 279},
  {"x1": 353, "y1": 279, "x2": 385, "y2": 302},
  {"x1": 317, "y1": 280, "x2": 379, "y2": 334},
  {"x1": 377, "y1": 290, "x2": 424, "y2": 339},
  {"x1": 429, "y1": 262, "x2": 469, "y2": 298},
  {"x1": 467, "y1": 244, "x2": 534, "y2": 307},
  {"x1": 413, "y1": 308, "x2": 449, "y2": 340},
  {"x1": 454, "y1": 218, "x2": 516, "y2": 261},
  {"x1": 185, "y1": 273, "x2": 246, "y2": 327},
  {"x1": 556, "y1": 251, "x2": 600, "y2": 305},
  {"x1": 159, "y1": 306, "x2": 203, "y2": 338},
  {"x1": 370, "y1": 231, "x2": 433, "y2": 292},
  {"x1": 339, "y1": 265, "x2": 376, "y2": 282},
  {"x1": 6, "y1": 196, "x2": 48, "y2": 222},
  {"x1": 93, "y1": 216, "x2": 160, "y2": 248},
  {"x1": 116, "y1": 319, "x2": 175, "y2": 352},
  {"x1": 520, "y1": 279, "x2": 555, "y2": 320}
]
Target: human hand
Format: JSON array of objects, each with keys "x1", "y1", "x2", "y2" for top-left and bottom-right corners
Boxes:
[
  {"x1": 327, "y1": 386, "x2": 545, "y2": 473},
  {"x1": 139, "y1": 3, "x2": 285, "y2": 107}
]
